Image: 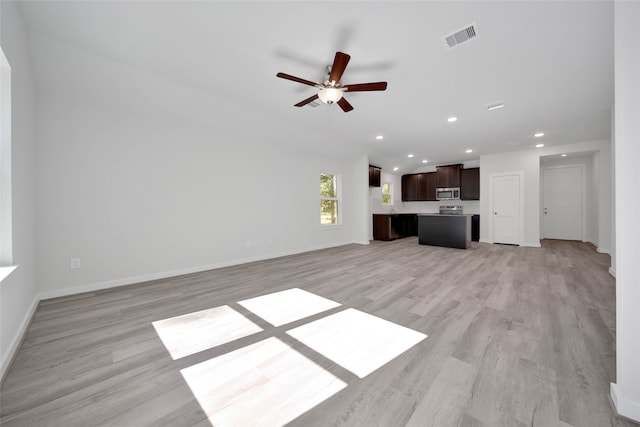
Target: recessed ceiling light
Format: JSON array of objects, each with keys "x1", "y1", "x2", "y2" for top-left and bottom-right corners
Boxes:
[
  {"x1": 376, "y1": 135, "x2": 384, "y2": 140},
  {"x1": 561, "y1": 154, "x2": 567, "y2": 157},
  {"x1": 408, "y1": 154, "x2": 414, "y2": 158},
  {"x1": 393, "y1": 167, "x2": 399, "y2": 171},
  {"x1": 422, "y1": 160, "x2": 428, "y2": 163},
  {"x1": 486, "y1": 101, "x2": 505, "y2": 110},
  {"x1": 447, "y1": 117, "x2": 457, "y2": 123},
  {"x1": 534, "y1": 132, "x2": 545, "y2": 138},
  {"x1": 465, "y1": 149, "x2": 473, "y2": 153},
  {"x1": 536, "y1": 143, "x2": 544, "y2": 148}
]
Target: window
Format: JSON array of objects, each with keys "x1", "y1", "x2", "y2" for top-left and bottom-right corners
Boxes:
[
  {"x1": 381, "y1": 182, "x2": 392, "y2": 205},
  {"x1": 320, "y1": 173, "x2": 341, "y2": 225}
]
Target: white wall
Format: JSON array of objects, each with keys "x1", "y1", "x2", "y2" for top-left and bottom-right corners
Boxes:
[
  {"x1": 480, "y1": 139, "x2": 611, "y2": 249},
  {"x1": 611, "y1": 1, "x2": 640, "y2": 421},
  {"x1": 353, "y1": 156, "x2": 371, "y2": 245},
  {"x1": 0, "y1": 1, "x2": 39, "y2": 380},
  {"x1": 31, "y1": 32, "x2": 368, "y2": 298}
]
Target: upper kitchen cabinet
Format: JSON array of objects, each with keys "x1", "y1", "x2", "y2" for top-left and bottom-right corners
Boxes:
[
  {"x1": 369, "y1": 165, "x2": 381, "y2": 187},
  {"x1": 402, "y1": 174, "x2": 418, "y2": 201},
  {"x1": 461, "y1": 167, "x2": 480, "y2": 200},
  {"x1": 424, "y1": 172, "x2": 437, "y2": 201},
  {"x1": 436, "y1": 164, "x2": 463, "y2": 188},
  {"x1": 401, "y1": 172, "x2": 436, "y2": 201}
]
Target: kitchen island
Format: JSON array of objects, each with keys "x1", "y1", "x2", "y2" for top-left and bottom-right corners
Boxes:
[{"x1": 418, "y1": 214, "x2": 472, "y2": 249}]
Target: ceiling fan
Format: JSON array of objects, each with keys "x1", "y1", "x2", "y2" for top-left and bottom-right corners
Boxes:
[{"x1": 276, "y1": 51, "x2": 388, "y2": 112}]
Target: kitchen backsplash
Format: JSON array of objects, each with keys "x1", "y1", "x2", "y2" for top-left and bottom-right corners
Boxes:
[{"x1": 370, "y1": 197, "x2": 480, "y2": 215}]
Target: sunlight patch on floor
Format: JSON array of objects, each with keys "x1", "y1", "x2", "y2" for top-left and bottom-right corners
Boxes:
[
  {"x1": 153, "y1": 289, "x2": 428, "y2": 425},
  {"x1": 152, "y1": 305, "x2": 263, "y2": 360},
  {"x1": 180, "y1": 337, "x2": 347, "y2": 427},
  {"x1": 238, "y1": 287, "x2": 341, "y2": 326},
  {"x1": 287, "y1": 308, "x2": 427, "y2": 378}
]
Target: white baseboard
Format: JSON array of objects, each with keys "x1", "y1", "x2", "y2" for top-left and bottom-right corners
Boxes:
[
  {"x1": 597, "y1": 247, "x2": 611, "y2": 255},
  {"x1": 476, "y1": 239, "x2": 541, "y2": 248},
  {"x1": 522, "y1": 242, "x2": 542, "y2": 248},
  {"x1": 1, "y1": 294, "x2": 40, "y2": 382},
  {"x1": 352, "y1": 240, "x2": 371, "y2": 245},
  {"x1": 611, "y1": 383, "x2": 640, "y2": 422},
  {"x1": 4, "y1": 240, "x2": 367, "y2": 382},
  {"x1": 609, "y1": 267, "x2": 616, "y2": 278},
  {"x1": 38, "y1": 240, "x2": 362, "y2": 301}
]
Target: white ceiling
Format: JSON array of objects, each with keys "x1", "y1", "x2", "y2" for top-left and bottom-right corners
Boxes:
[{"x1": 18, "y1": 1, "x2": 614, "y2": 174}]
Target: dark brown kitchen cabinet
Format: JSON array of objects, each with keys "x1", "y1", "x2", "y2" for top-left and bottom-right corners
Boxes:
[
  {"x1": 436, "y1": 164, "x2": 463, "y2": 188},
  {"x1": 402, "y1": 174, "x2": 418, "y2": 201},
  {"x1": 369, "y1": 165, "x2": 381, "y2": 187},
  {"x1": 402, "y1": 172, "x2": 437, "y2": 201},
  {"x1": 373, "y1": 214, "x2": 418, "y2": 241},
  {"x1": 461, "y1": 167, "x2": 480, "y2": 200},
  {"x1": 373, "y1": 214, "x2": 399, "y2": 240},
  {"x1": 424, "y1": 172, "x2": 437, "y2": 201}
]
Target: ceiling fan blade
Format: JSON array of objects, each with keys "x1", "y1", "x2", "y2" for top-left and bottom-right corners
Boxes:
[
  {"x1": 343, "y1": 82, "x2": 388, "y2": 92},
  {"x1": 294, "y1": 94, "x2": 319, "y2": 107},
  {"x1": 329, "y1": 51, "x2": 351, "y2": 84},
  {"x1": 337, "y1": 97, "x2": 354, "y2": 112},
  {"x1": 277, "y1": 72, "x2": 320, "y2": 88}
]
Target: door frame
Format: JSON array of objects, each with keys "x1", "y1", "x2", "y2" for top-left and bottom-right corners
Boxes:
[
  {"x1": 541, "y1": 164, "x2": 587, "y2": 241},
  {"x1": 488, "y1": 171, "x2": 525, "y2": 245}
]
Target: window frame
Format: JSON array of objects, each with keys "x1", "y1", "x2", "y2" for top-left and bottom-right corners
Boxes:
[
  {"x1": 381, "y1": 181, "x2": 393, "y2": 205},
  {"x1": 320, "y1": 172, "x2": 342, "y2": 227}
]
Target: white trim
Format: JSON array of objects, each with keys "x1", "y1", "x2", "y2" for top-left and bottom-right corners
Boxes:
[
  {"x1": 521, "y1": 242, "x2": 542, "y2": 248},
  {"x1": 38, "y1": 240, "x2": 361, "y2": 300},
  {"x1": 3, "y1": 240, "x2": 370, "y2": 381},
  {"x1": 609, "y1": 267, "x2": 616, "y2": 278},
  {"x1": 488, "y1": 171, "x2": 524, "y2": 245},
  {"x1": 1, "y1": 294, "x2": 39, "y2": 382},
  {"x1": 320, "y1": 224, "x2": 343, "y2": 230},
  {"x1": 597, "y1": 247, "x2": 611, "y2": 255},
  {"x1": 0, "y1": 47, "x2": 13, "y2": 266},
  {"x1": 611, "y1": 383, "x2": 640, "y2": 422}
]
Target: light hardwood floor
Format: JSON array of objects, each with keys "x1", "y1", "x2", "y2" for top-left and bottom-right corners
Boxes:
[{"x1": 1, "y1": 239, "x2": 636, "y2": 426}]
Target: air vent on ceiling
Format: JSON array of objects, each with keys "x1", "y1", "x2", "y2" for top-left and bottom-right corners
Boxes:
[{"x1": 442, "y1": 23, "x2": 478, "y2": 48}]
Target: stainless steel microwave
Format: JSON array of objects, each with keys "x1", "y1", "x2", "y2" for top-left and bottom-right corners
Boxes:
[{"x1": 436, "y1": 187, "x2": 460, "y2": 200}]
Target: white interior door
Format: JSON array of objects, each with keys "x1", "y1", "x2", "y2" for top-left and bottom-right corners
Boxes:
[
  {"x1": 543, "y1": 166, "x2": 583, "y2": 240},
  {"x1": 492, "y1": 174, "x2": 520, "y2": 245}
]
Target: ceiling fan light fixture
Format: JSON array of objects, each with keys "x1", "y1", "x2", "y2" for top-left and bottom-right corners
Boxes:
[{"x1": 318, "y1": 87, "x2": 343, "y2": 104}]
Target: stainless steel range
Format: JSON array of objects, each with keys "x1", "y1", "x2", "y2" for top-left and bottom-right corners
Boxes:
[{"x1": 439, "y1": 205, "x2": 463, "y2": 215}]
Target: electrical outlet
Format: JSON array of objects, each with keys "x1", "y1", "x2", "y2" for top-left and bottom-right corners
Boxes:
[{"x1": 70, "y1": 258, "x2": 81, "y2": 269}]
